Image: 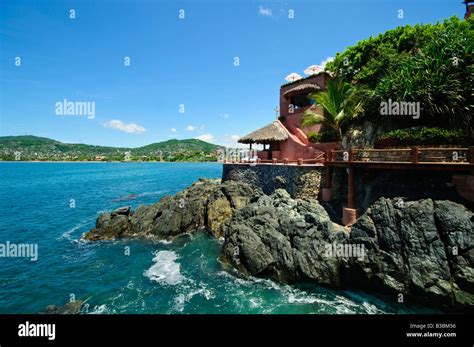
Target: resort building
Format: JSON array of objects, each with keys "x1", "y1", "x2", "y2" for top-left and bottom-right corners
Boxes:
[
  {"x1": 239, "y1": 68, "x2": 339, "y2": 162},
  {"x1": 464, "y1": 0, "x2": 474, "y2": 18}
]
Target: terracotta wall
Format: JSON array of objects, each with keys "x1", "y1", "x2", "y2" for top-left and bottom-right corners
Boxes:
[
  {"x1": 253, "y1": 73, "x2": 338, "y2": 161},
  {"x1": 279, "y1": 74, "x2": 327, "y2": 118},
  {"x1": 280, "y1": 74, "x2": 328, "y2": 137}
]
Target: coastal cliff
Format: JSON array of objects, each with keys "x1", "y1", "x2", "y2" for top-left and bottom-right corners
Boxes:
[
  {"x1": 221, "y1": 192, "x2": 473, "y2": 311},
  {"x1": 83, "y1": 179, "x2": 474, "y2": 311},
  {"x1": 84, "y1": 179, "x2": 262, "y2": 240}
]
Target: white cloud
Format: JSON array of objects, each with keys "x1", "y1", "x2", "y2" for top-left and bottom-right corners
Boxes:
[
  {"x1": 186, "y1": 125, "x2": 197, "y2": 131},
  {"x1": 320, "y1": 57, "x2": 335, "y2": 70},
  {"x1": 216, "y1": 134, "x2": 248, "y2": 148},
  {"x1": 103, "y1": 120, "x2": 146, "y2": 134},
  {"x1": 195, "y1": 133, "x2": 215, "y2": 142},
  {"x1": 258, "y1": 6, "x2": 272, "y2": 16},
  {"x1": 170, "y1": 128, "x2": 177, "y2": 133},
  {"x1": 222, "y1": 134, "x2": 240, "y2": 142},
  {"x1": 191, "y1": 133, "x2": 253, "y2": 148},
  {"x1": 220, "y1": 113, "x2": 230, "y2": 119}
]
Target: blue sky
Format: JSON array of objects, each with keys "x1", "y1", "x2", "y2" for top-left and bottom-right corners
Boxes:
[{"x1": 0, "y1": 0, "x2": 466, "y2": 148}]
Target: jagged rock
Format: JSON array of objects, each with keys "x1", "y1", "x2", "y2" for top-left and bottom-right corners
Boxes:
[
  {"x1": 83, "y1": 176, "x2": 473, "y2": 310},
  {"x1": 111, "y1": 206, "x2": 131, "y2": 216},
  {"x1": 221, "y1": 189, "x2": 348, "y2": 284},
  {"x1": 220, "y1": 194, "x2": 474, "y2": 311},
  {"x1": 83, "y1": 179, "x2": 262, "y2": 241},
  {"x1": 43, "y1": 300, "x2": 84, "y2": 314},
  {"x1": 344, "y1": 198, "x2": 474, "y2": 310}
]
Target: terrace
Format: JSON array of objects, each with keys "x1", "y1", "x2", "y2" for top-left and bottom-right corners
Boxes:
[{"x1": 224, "y1": 146, "x2": 474, "y2": 225}]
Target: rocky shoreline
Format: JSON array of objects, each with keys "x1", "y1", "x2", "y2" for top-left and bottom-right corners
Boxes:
[{"x1": 83, "y1": 179, "x2": 474, "y2": 311}]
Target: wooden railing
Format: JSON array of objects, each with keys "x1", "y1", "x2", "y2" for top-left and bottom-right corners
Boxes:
[
  {"x1": 327, "y1": 147, "x2": 474, "y2": 165},
  {"x1": 224, "y1": 147, "x2": 474, "y2": 166},
  {"x1": 229, "y1": 152, "x2": 326, "y2": 165}
]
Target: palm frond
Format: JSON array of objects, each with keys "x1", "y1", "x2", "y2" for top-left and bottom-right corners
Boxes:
[{"x1": 301, "y1": 110, "x2": 324, "y2": 128}]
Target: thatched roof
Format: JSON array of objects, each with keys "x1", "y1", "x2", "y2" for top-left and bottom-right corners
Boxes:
[
  {"x1": 283, "y1": 83, "x2": 320, "y2": 99},
  {"x1": 238, "y1": 121, "x2": 289, "y2": 144}
]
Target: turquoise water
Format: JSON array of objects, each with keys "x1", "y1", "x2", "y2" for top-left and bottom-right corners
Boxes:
[{"x1": 0, "y1": 162, "x2": 437, "y2": 314}]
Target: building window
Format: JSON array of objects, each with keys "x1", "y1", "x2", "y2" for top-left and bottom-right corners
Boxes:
[{"x1": 290, "y1": 94, "x2": 313, "y2": 109}]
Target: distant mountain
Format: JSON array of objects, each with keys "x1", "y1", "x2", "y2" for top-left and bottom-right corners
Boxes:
[
  {"x1": 138, "y1": 139, "x2": 220, "y2": 154},
  {"x1": 0, "y1": 136, "x2": 224, "y2": 162}
]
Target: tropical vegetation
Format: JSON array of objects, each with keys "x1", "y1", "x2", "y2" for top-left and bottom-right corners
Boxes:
[
  {"x1": 374, "y1": 127, "x2": 470, "y2": 148},
  {"x1": 300, "y1": 78, "x2": 365, "y2": 140},
  {"x1": 324, "y1": 16, "x2": 473, "y2": 138}
]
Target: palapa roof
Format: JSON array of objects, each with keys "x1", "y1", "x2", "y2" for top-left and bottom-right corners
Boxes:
[
  {"x1": 283, "y1": 83, "x2": 320, "y2": 99},
  {"x1": 238, "y1": 121, "x2": 289, "y2": 144}
]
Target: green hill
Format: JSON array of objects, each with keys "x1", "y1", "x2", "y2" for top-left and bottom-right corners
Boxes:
[
  {"x1": 0, "y1": 136, "x2": 224, "y2": 162},
  {"x1": 138, "y1": 139, "x2": 220, "y2": 154}
]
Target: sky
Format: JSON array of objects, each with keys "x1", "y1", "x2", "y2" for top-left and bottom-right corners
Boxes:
[{"x1": 0, "y1": 0, "x2": 467, "y2": 148}]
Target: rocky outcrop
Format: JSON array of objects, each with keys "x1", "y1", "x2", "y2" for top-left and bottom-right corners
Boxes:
[
  {"x1": 346, "y1": 198, "x2": 474, "y2": 310},
  {"x1": 43, "y1": 300, "x2": 84, "y2": 314},
  {"x1": 222, "y1": 164, "x2": 323, "y2": 200},
  {"x1": 84, "y1": 177, "x2": 473, "y2": 310},
  {"x1": 342, "y1": 120, "x2": 384, "y2": 149},
  {"x1": 220, "y1": 192, "x2": 474, "y2": 310},
  {"x1": 83, "y1": 179, "x2": 262, "y2": 241},
  {"x1": 221, "y1": 189, "x2": 348, "y2": 284}
]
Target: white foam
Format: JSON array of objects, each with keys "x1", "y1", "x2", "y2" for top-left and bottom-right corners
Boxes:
[
  {"x1": 139, "y1": 190, "x2": 168, "y2": 197},
  {"x1": 249, "y1": 297, "x2": 263, "y2": 308},
  {"x1": 58, "y1": 220, "x2": 90, "y2": 241},
  {"x1": 173, "y1": 294, "x2": 186, "y2": 312},
  {"x1": 89, "y1": 304, "x2": 109, "y2": 314},
  {"x1": 144, "y1": 250, "x2": 185, "y2": 285}
]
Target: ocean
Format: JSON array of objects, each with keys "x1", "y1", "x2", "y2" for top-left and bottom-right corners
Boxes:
[{"x1": 0, "y1": 162, "x2": 437, "y2": 314}]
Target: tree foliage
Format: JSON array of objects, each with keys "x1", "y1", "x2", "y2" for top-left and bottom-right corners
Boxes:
[
  {"x1": 300, "y1": 78, "x2": 365, "y2": 138},
  {"x1": 326, "y1": 16, "x2": 473, "y2": 136}
]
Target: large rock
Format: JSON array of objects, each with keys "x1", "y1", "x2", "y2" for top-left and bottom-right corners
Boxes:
[
  {"x1": 221, "y1": 189, "x2": 348, "y2": 284},
  {"x1": 83, "y1": 179, "x2": 262, "y2": 241},
  {"x1": 220, "y1": 193, "x2": 474, "y2": 310},
  {"x1": 43, "y1": 300, "x2": 84, "y2": 314},
  {"x1": 345, "y1": 198, "x2": 474, "y2": 310},
  {"x1": 83, "y1": 176, "x2": 473, "y2": 310}
]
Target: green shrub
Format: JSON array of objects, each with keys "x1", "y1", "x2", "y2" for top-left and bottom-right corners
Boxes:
[
  {"x1": 307, "y1": 130, "x2": 339, "y2": 143},
  {"x1": 319, "y1": 131, "x2": 340, "y2": 142},
  {"x1": 307, "y1": 131, "x2": 321, "y2": 143},
  {"x1": 326, "y1": 16, "x2": 473, "y2": 136},
  {"x1": 374, "y1": 127, "x2": 468, "y2": 148}
]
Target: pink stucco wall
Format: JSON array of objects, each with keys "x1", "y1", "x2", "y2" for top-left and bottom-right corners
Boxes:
[
  {"x1": 254, "y1": 73, "x2": 340, "y2": 161},
  {"x1": 280, "y1": 74, "x2": 328, "y2": 118},
  {"x1": 280, "y1": 73, "x2": 329, "y2": 138},
  {"x1": 264, "y1": 121, "x2": 322, "y2": 161}
]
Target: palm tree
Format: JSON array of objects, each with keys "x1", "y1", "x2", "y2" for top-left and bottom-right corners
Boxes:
[{"x1": 300, "y1": 78, "x2": 365, "y2": 139}]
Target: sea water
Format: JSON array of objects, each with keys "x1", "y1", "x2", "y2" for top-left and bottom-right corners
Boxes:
[{"x1": 0, "y1": 162, "x2": 438, "y2": 314}]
